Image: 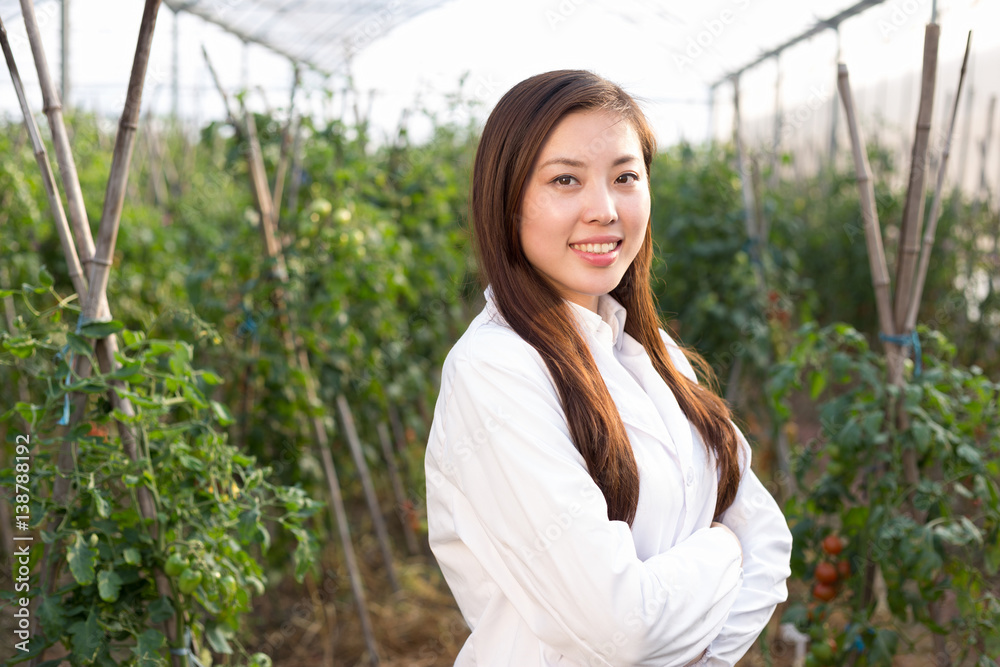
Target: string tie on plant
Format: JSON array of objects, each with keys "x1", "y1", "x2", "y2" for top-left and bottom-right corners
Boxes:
[
  {"x1": 170, "y1": 629, "x2": 207, "y2": 667},
  {"x1": 878, "y1": 330, "x2": 922, "y2": 378},
  {"x1": 57, "y1": 316, "x2": 97, "y2": 425}
]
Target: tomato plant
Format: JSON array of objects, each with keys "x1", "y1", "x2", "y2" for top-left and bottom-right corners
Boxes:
[
  {"x1": 772, "y1": 323, "x2": 1000, "y2": 664},
  {"x1": 0, "y1": 276, "x2": 318, "y2": 665}
]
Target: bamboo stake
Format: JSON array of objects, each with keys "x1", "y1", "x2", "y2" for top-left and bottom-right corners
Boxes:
[
  {"x1": 1, "y1": 15, "x2": 88, "y2": 301},
  {"x1": 91, "y1": 4, "x2": 185, "y2": 665},
  {"x1": 376, "y1": 422, "x2": 420, "y2": 556},
  {"x1": 904, "y1": 32, "x2": 973, "y2": 333},
  {"x1": 837, "y1": 64, "x2": 897, "y2": 341},
  {"x1": 732, "y1": 77, "x2": 794, "y2": 488},
  {"x1": 976, "y1": 96, "x2": 997, "y2": 205},
  {"x1": 337, "y1": 395, "x2": 401, "y2": 592},
  {"x1": 894, "y1": 24, "x2": 940, "y2": 333},
  {"x1": 204, "y1": 47, "x2": 381, "y2": 666},
  {"x1": 838, "y1": 63, "x2": 908, "y2": 643},
  {"x1": 953, "y1": 85, "x2": 974, "y2": 201},
  {"x1": 18, "y1": 0, "x2": 97, "y2": 297},
  {"x1": 271, "y1": 65, "x2": 300, "y2": 216},
  {"x1": 388, "y1": 403, "x2": 409, "y2": 460},
  {"x1": 86, "y1": 0, "x2": 162, "y2": 321},
  {"x1": 143, "y1": 114, "x2": 169, "y2": 206}
]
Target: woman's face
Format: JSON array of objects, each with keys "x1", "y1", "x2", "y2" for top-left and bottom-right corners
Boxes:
[{"x1": 518, "y1": 109, "x2": 650, "y2": 312}]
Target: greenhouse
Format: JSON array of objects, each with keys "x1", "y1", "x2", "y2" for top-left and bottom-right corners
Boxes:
[{"x1": 0, "y1": 0, "x2": 998, "y2": 665}]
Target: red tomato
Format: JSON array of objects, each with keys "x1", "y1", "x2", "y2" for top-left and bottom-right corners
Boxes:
[
  {"x1": 837, "y1": 559, "x2": 851, "y2": 579},
  {"x1": 815, "y1": 561, "x2": 839, "y2": 585},
  {"x1": 822, "y1": 535, "x2": 844, "y2": 556},
  {"x1": 813, "y1": 582, "x2": 837, "y2": 602}
]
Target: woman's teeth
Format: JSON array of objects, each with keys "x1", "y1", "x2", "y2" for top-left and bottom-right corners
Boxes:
[{"x1": 571, "y1": 242, "x2": 617, "y2": 254}]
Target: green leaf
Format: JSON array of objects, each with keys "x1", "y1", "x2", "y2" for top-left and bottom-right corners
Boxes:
[
  {"x1": 294, "y1": 533, "x2": 314, "y2": 582},
  {"x1": 109, "y1": 361, "x2": 142, "y2": 381},
  {"x1": 210, "y1": 400, "x2": 234, "y2": 426},
  {"x1": 66, "y1": 332, "x2": 96, "y2": 358},
  {"x1": 78, "y1": 320, "x2": 125, "y2": 339},
  {"x1": 67, "y1": 532, "x2": 98, "y2": 585},
  {"x1": 97, "y1": 569, "x2": 123, "y2": 602},
  {"x1": 133, "y1": 629, "x2": 166, "y2": 667},
  {"x1": 957, "y1": 443, "x2": 983, "y2": 466},
  {"x1": 123, "y1": 548, "x2": 141, "y2": 566},
  {"x1": 205, "y1": 624, "x2": 232, "y2": 654},
  {"x1": 238, "y1": 507, "x2": 261, "y2": 546},
  {"x1": 809, "y1": 371, "x2": 826, "y2": 399},
  {"x1": 38, "y1": 595, "x2": 67, "y2": 636},
  {"x1": 201, "y1": 370, "x2": 223, "y2": 385},
  {"x1": 68, "y1": 608, "x2": 102, "y2": 663},
  {"x1": 3, "y1": 335, "x2": 37, "y2": 359},
  {"x1": 91, "y1": 489, "x2": 111, "y2": 518},
  {"x1": 148, "y1": 596, "x2": 174, "y2": 624},
  {"x1": 122, "y1": 329, "x2": 145, "y2": 347}
]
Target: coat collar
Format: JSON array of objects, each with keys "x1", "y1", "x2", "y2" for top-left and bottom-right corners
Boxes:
[{"x1": 482, "y1": 286, "x2": 694, "y2": 462}]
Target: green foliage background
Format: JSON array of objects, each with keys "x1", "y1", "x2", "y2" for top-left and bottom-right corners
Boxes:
[{"x1": 1, "y1": 91, "x2": 998, "y2": 664}]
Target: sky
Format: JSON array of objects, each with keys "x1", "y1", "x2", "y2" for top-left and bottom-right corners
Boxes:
[{"x1": 0, "y1": 0, "x2": 998, "y2": 157}]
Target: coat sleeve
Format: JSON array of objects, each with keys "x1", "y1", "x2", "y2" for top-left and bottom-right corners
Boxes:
[
  {"x1": 426, "y1": 330, "x2": 744, "y2": 667},
  {"x1": 659, "y1": 329, "x2": 793, "y2": 665},
  {"x1": 700, "y1": 436, "x2": 792, "y2": 665}
]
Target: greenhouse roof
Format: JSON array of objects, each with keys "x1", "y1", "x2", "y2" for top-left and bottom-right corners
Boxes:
[{"x1": 160, "y1": 0, "x2": 453, "y2": 75}]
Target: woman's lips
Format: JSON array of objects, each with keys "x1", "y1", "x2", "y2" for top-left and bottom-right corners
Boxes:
[{"x1": 569, "y1": 239, "x2": 622, "y2": 267}]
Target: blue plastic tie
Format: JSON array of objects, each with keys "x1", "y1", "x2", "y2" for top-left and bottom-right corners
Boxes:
[
  {"x1": 879, "y1": 330, "x2": 922, "y2": 377},
  {"x1": 238, "y1": 305, "x2": 259, "y2": 341},
  {"x1": 57, "y1": 343, "x2": 73, "y2": 425},
  {"x1": 58, "y1": 317, "x2": 93, "y2": 426},
  {"x1": 170, "y1": 630, "x2": 206, "y2": 667}
]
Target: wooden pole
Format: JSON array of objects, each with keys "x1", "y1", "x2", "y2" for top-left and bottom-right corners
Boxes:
[
  {"x1": 376, "y1": 422, "x2": 420, "y2": 556},
  {"x1": 894, "y1": 23, "x2": 940, "y2": 333},
  {"x1": 904, "y1": 32, "x2": 972, "y2": 332},
  {"x1": 271, "y1": 65, "x2": 300, "y2": 218},
  {"x1": 837, "y1": 64, "x2": 897, "y2": 342},
  {"x1": 18, "y1": 0, "x2": 97, "y2": 308},
  {"x1": 1, "y1": 16, "x2": 87, "y2": 301},
  {"x1": 60, "y1": 0, "x2": 69, "y2": 104},
  {"x1": 954, "y1": 84, "x2": 974, "y2": 198},
  {"x1": 337, "y1": 395, "x2": 401, "y2": 592},
  {"x1": 829, "y1": 26, "x2": 841, "y2": 160},
  {"x1": 976, "y1": 97, "x2": 996, "y2": 205},
  {"x1": 84, "y1": 0, "x2": 161, "y2": 319}
]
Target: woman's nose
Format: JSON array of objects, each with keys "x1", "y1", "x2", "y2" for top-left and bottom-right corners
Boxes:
[{"x1": 583, "y1": 182, "x2": 616, "y2": 224}]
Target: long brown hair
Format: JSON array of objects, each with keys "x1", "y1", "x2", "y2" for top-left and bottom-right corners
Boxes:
[{"x1": 471, "y1": 70, "x2": 741, "y2": 524}]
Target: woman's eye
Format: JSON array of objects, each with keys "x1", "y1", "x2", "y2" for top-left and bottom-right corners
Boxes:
[
  {"x1": 616, "y1": 173, "x2": 640, "y2": 184},
  {"x1": 554, "y1": 175, "x2": 575, "y2": 186}
]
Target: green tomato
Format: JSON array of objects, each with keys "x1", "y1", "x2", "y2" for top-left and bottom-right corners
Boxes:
[
  {"x1": 178, "y1": 568, "x2": 203, "y2": 595},
  {"x1": 164, "y1": 553, "x2": 188, "y2": 577},
  {"x1": 88, "y1": 533, "x2": 99, "y2": 548},
  {"x1": 811, "y1": 642, "x2": 833, "y2": 663},
  {"x1": 219, "y1": 574, "x2": 238, "y2": 600}
]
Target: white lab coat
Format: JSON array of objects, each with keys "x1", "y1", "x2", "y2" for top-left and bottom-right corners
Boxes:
[{"x1": 425, "y1": 290, "x2": 792, "y2": 666}]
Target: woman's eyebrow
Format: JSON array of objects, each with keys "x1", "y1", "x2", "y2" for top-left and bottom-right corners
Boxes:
[{"x1": 537, "y1": 154, "x2": 642, "y2": 170}]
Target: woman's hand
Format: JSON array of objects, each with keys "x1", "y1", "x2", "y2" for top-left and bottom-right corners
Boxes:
[{"x1": 712, "y1": 521, "x2": 743, "y2": 568}]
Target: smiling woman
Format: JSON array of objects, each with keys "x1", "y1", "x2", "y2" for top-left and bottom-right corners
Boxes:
[{"x1": 424, "y1": 70, "x2": 792, "y2": 667}]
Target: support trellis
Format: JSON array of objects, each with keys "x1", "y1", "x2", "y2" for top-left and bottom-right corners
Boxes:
[
  {"x1": 710, "y1": 0, "x2": 889, "y2": 147},
  {"x1": 2, "y1": 1, "x2": 184, "y2": 664},
  {"x1": 838, "y1": 27, "x2": 972, "y2": 667}
]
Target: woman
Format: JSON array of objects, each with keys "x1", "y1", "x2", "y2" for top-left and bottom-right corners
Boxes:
[{"x1": 425, "y1": 70, "x2": 792, "y2": 667}]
